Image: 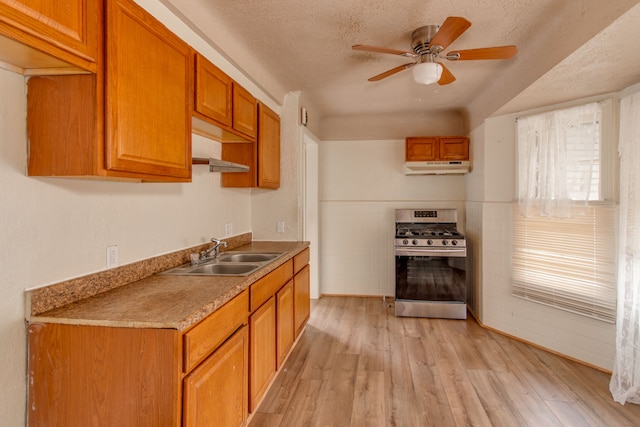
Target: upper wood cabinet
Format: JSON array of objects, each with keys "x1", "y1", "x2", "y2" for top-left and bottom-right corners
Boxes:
[
  {"x1": 406, "y1": 137, "x2": 437, "y2": 161},
  {"x1": 257, "y1": 102, "x2": 281, "y2": 188},
  {"x1": 194, "y1": 53, "x2": 233, "y2": 127},
  {"x1": 27, "y1": 0, "x2": 193, "y2": 181},
  {"x1": 406, "y1": 136, "x2": 469, "y2": 162},
  {"x1": 193, "y1": 53, "x2": 257, "y2": 143},
  {"x1": 232, "y1": 82, "x2": 258, "y2": 139},
  {"x1": 0, "y1": 0, "x2": 100, "y2": 73},
  {"x1": 221, "y1": 101, "x2": 281, "y2": 189},
  {"x1": 104, "y1": 0, "x2": 192, "y2": 179}
]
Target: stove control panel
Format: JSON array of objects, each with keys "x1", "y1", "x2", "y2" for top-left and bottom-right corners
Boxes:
[{"x1": 395, "y1": 238, "x2": 465, "y2": 247}]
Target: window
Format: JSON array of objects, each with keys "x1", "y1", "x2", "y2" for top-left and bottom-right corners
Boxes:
[{"x1": 512, "y1": 101, "x2": 617, "y2": 323}]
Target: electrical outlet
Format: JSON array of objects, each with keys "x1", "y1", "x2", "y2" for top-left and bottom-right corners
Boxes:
[
  {"x1": 106, "y1": 245, "x2": 119, "y2": 268},
  {"x1": 225, "y1": 223, "x2": 233, "y2": 237},
  {"x1": 276, "y1": 221, "x2": 285, "y2": 233}
]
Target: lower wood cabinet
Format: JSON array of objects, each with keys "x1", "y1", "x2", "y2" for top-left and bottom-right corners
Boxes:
[
  {"x1": 249, "y1": 296, "x2": 277, "y2": 413},
  {"x1": 27, "y1": 249, "x2": 311, "y2": 426},
  {"x1": 294, "y1": 265, "x2": 311, "y2": 337},
  {"x1": 183, "y1": 325, "x2": 248, "y2": 427},
  {"x1": 277, "y1": 280, "x2": 295, "y2": 368},
  {"x1": 27, "y1": 289, "x2": 249, "y2": 427},
  {"x1": 27, "y1": 323, "x2": 181, "y2": 426}
]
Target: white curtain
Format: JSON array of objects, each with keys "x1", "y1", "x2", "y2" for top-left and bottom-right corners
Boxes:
[
  {"x1": 610, "y1": 91, "x2": 640, "y2": 404},
  {"x1": 517, "y1": 102, "x2": 600, "y2": 217}
]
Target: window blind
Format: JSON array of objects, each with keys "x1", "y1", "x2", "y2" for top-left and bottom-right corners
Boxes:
[{"x1": 512, "y1": 203, "x2": 617, "y2": 323}]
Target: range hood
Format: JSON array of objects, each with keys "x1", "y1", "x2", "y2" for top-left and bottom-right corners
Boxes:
[
  {"x1": 192, "y1": 157, "x2": 249, "y2": 173},
  {"x1": 404, "y1": 160, "x2": 470, "y2": 175}
]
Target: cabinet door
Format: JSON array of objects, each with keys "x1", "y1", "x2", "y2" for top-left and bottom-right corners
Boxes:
[
  {"x1": 194, "y1": 53, "x2": 233, "y2": 127},
  {"x1": 28, "y1": 323, "x2": 180, "y2": 426},
  {"x1": 294, "y1": 265, "x2": 311, "y2": 337},
  {"x1": 258, "y1": 102, "x2": 281, "y2": 189},
  {"x1": 0, "y1": 0, "x2": 100, "y2": 72},
  {"x1": 439, "y1": 137, "x2": 469, "y2": 160},
  {"x1": 406, "y1": 137, "x2": 438, "y2": 161},
  {"x1": 233, "y1": 82, "x2": 258, "y2": 139},
  {"x1": 276, "y1": 280, "x2": 294, "y2": 368},
  {"x1": 249, "y1": 297, "x2": 276, "y2": 413},
  {"x1": 183, "y1": 326, "x2": 248, "y2": 427},
  {"x1": 105, "y1": 0, "x2": 192, "y2": 180}
]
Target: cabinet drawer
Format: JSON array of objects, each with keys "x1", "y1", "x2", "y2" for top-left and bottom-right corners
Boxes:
[
  {"x1": 183, "y1": 325, "x2": 248, "y2": 427},
  {"x1": 293, "y1": 248, "x2": 310, "y2": 274},
  {"x1": 250, "y1": 260, "x2": 293, "y2": 312},
  {"x1": 183, "y1": 289, "x2": 248, "y2": 373}
]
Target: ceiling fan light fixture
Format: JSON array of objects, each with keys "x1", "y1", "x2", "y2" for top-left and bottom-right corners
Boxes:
[{"x1": 412, "y1": 62, "x2": 443, "y2": 85}]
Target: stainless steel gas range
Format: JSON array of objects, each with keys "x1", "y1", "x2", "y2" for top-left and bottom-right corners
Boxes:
[{"x1": 394, "y1": 208, "x2": 467, "y2": 319}]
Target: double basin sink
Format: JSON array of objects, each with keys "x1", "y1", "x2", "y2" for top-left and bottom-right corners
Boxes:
[{"x1": 161, "y1": 252, "x2": 286, "y2": 276}]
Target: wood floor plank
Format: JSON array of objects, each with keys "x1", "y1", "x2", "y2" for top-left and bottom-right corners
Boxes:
[
  {"x1": 405, "y1": 336, "x2": 457, "y2": 426},
  {"x1": 494, "y1": 335, "x2": 578, "y2": 402},
  {"x1": 466, "y1": 370, "x2": 528, "y2": 426},
  {"x1": 430, "y1": 338, "x2": 494, "y2": 426},
  {"x1": 249, "y1": 296, "x2": 640, "y2": 427},
  {"x1": 314, "y1": 353, "x2": 359, "y2": 426},
  {"x1": 491, "y1": 370, "x2": 564, "y2": 426},
  {"x1": 273, "y1": 379, "x2": 323, "y2": 427},
  {"x1": 382, "y1": 327, "x2": 423, "y2": 426},
  {"x1": 350, "y1": 371, "x2": 385, "y2": 427},
  {"x1": 531, "y1": 347, "x2": 640, "y2": 426}
]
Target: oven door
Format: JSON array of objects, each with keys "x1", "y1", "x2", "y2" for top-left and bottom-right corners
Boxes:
[{"x1": 394, "y1": 247, "x2": 466, "y2": 304}]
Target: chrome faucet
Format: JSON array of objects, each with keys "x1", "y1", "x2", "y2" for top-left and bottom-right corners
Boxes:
[{"x1": 199, "y1": 237, "x2": 227, "y2": 262}]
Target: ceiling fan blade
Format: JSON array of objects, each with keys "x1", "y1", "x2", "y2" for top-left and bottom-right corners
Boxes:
[
  {"x1": 368, "y1": 63, "x2": 415, "y2": 81},
  {"x1": 437, "y1": 63, "x2": 456, "y2": 85},
  {"x1": 352, "y1": 44, "x2": 416, "y2": 57},
  {"x1": 446, "y1": 45, "x2": 518, "y2": 60},
  {"x1": 429, "y1": 17, "x2": 471, "y2": 51}
]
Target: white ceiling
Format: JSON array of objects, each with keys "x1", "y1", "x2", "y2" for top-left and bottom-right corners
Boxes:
[{"x1": 161, "y1": 0, "x2": 640, "y2": 129}]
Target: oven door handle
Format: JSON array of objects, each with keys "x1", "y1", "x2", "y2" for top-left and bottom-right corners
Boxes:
[{"x1": 394, "y1": 248, "x2": 467, "y2": 257}]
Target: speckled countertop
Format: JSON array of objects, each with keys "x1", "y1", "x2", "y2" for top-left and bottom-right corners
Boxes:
[{"x1": 27, "y1": 240, "x2": 309, "y2": 332}]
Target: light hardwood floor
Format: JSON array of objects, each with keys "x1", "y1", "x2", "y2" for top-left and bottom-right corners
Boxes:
[{"x1": 249, "y1": 296, "x2": 640, "y2": 427}]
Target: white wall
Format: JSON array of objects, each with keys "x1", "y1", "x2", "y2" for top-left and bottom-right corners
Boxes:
[
  {"x1": 0, "y1": 67, "x2": 255, "y2": 425},
  {"x1": 251, "y1": 92, "x2": 303, "y2": 242},
  {"x1": 470, "y1": 113, "x2": 617, "y2": 370},
  {"x1": 319, "y1": 139, "x2": 466, "y2": 296}
]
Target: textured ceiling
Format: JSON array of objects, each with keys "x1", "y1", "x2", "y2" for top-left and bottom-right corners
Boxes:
[{"x1": 161, "y1": 0, "x2": 640, "y2": 128}]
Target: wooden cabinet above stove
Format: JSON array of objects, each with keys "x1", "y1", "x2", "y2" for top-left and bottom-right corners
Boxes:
[
  {"x1": 405, "y1": 137, "x2": 470, "y2": 175},
  {"x1": 405, "y1": 137, "x2": 469, "y2": 162}
]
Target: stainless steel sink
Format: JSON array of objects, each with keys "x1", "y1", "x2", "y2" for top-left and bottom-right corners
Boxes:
[
  {"x1": 160, "y1": 251, "x2": 285, "y2": 276},
  {"x1": 218, "y1": 252, "x2": 283, "y2": 263},
  {"x1": 188, "y1": 263, "x2": 260, "y2": 275}
]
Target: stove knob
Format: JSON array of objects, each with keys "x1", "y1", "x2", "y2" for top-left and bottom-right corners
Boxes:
[
  {"x1": 412, "y1": 239, "x2": 419, "y2": 245},
  {"x1": 427, "y1": 239, "x2": 433, "y2": 246},
  {"x1": 451, "y1": 240, "x2": 458, "y2": 246},
  {"x1": 442, "y1": 240, "x2": 449, "y2": 245},
  {"x1": 402, "y1": 239, "x2": 409, "y2": 245}
]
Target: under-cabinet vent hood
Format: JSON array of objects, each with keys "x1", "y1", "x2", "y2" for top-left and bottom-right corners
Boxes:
[
  {"x1": 404, "y1": 160, "x2": 470, "y2": 175},
  {"x1": 192, "y1": 157, "x2": 249, "y2": 173}
]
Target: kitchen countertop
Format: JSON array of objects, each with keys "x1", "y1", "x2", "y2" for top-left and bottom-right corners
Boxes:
[{"x1": 28, "y1": 241, "x2": 309, "y2": 332}]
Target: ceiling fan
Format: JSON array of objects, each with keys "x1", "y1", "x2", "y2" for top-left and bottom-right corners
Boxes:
[{"x1": 352, "y1": 16, "x2": 517, "y2": 85}]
